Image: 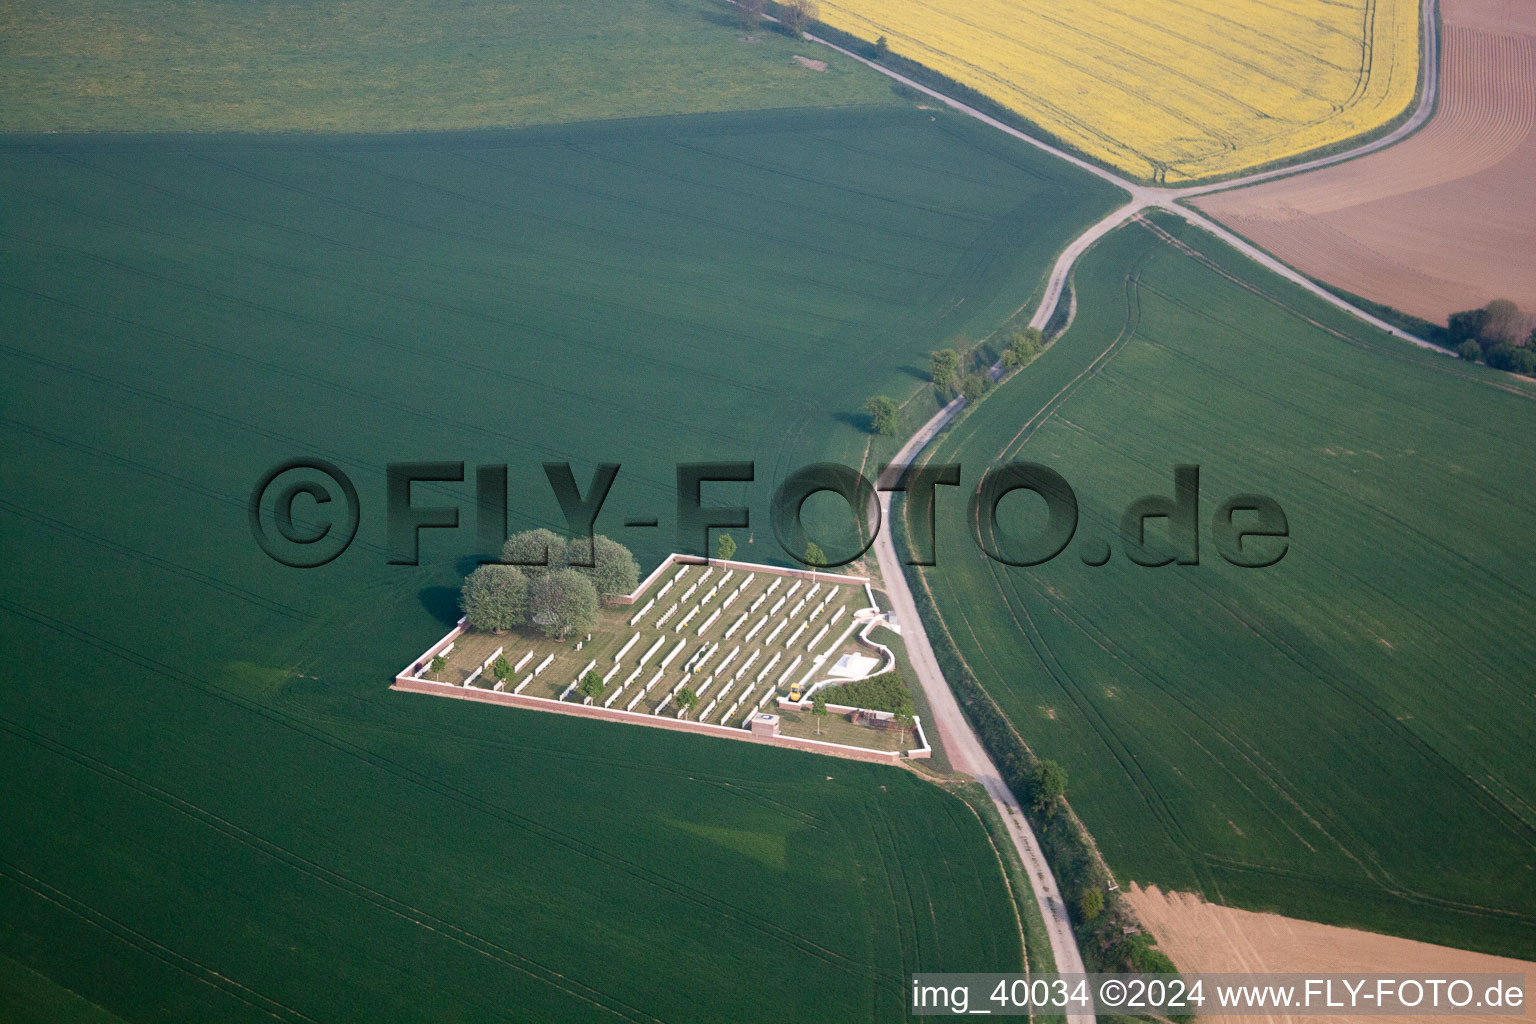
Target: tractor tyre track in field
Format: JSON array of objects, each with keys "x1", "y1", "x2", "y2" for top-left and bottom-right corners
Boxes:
[
  {"x1": 0, "y1": 859, "x2": 322, "y2": 1024},
  {"x1": 0, "y1": 717, "x2": 669, "y2": 1024},
  {"x1": 0, "y1": 600, "x2": 911, "y2": 996}
]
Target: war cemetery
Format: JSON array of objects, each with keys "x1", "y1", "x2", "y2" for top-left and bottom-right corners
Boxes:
[{"x1": 395, "y1": 532, "x2": 930, "y2": 761}]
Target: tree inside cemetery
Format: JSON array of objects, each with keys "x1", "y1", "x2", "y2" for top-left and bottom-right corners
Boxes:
[
  {"x1": 527, "y1": 569, "x2": 600, "y2": 639},
  {"x1": 460, "y1": 564, "x2": 528, "y2": 632}
]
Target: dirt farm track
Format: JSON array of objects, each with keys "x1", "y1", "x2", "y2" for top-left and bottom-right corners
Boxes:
[{"x1": 1198, "y1": 0, "x2": 1536, "y2": 324}]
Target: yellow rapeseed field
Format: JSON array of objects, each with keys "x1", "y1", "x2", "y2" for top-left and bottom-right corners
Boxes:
[{"x1": 817, "y1": 0, "x2": 1421, "y2": 182}]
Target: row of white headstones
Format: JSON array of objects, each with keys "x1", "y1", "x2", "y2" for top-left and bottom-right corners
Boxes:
[
  {"x1": 432, "y1": 644, "x2": 553, "y2": 694},
  {"x1": 632, "y1": 571, "x2": 841, "y2": 646},
  {"x1": 446, "y1": 564, "x2": 862, "y2": 726},
  {"x1": 590, "y1": 567, "x2": 860, "y2": 725}
]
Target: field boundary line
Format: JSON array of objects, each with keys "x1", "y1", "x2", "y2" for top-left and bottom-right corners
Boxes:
[
  {"x1": 390, "y1": 677, "x2": 925, "y2": 765},
  {"x1": 790, "y1": 0, "x2": 1449, "y2": 352}
]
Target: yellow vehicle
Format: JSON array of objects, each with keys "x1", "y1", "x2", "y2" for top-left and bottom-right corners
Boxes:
[{"x1": 788, "y1": 682, "x2": 804, "y2": 702}]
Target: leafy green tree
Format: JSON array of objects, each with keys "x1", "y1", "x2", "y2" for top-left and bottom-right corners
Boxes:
[
  {"x1": 459, "y1": 564, "x2": 528, "y2": 632},
  {"x1": 678, "y1": 687, "x2": 699, "y2": 716},
  {"x1": 1030, "y1": 759, "x2": 1067, "y2": 816},
  {"x1": 804, "y1": 541, "x2": 826, "y2": 571},
  {"x1": 961, "y1": 372, "x2": 991, "y2": 402},
  {"x1": 579, "y1": 670, "x2": 605, "y2": 702},
  {"x1": 715, "y1": 532, "x2": 738, "y2": 562},
  {"x1": 893, "y1": 694, "x2": 916, "y2": 743},
  {"x1": 930, "y1": 348, "x2": 961, "y2": 391},
  {"x1": 1447, "y1": 300, "x2": 1525, "y2": 351},
  {"x1": 501, "y1": 528, "x2": 567, "y2": 574},
  {"x1": 1077, "y1": 887, "x2": 1105, "y2": 922},
  {"x1": 1480, "y1": 298, "x2": 1523, "y2": 345},
  {"x1": 780, "y1": 0, "x2": 819, "y2": 37},
  {"x1": 570, "y1": 534, "x2": 639, "y2": 599},
  {"x1": 1484, "y1": 341, "x2": 1536, "y2": 375},
  {"x1": 1486, "y1": 342, "x2": 1518, "y2": 371},
  {"x1": 526, "y1": 568, "x2": 599, "y2": 639},
  {"x1": 1108, "y1": 930, "x2": 1179, "y2": 975},
  {"x1": 871, "y1": 35, "x2": 889, "y2": 60},
  {"x1": 491, "y1": 655, "x2": 511, "y2": 683},
  {"x1": 429, "y1": 654, "x2": 446, "y2": 677},
  {"x1": 811, "y1": 691, "x2": 828, "y2": 735},
  {"x1": 737, "y1": 0, "x2": 766, "y2": 32},
  {"x1": 865, "y1": 395, "x2": 899, "y2": 436},
  {"x1": 1458, "y1": 339, "x2": 1483, "y2": 361},
  {"x1": 1447, "y1": 307, "x2": 1489, "y2": 346},
  {"x1": 1005, "y1": 326, "x2": 1043, "y2": 368}
]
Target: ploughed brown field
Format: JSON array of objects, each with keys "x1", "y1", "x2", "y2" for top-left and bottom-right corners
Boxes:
[
  {"x1": 1128, "y1": 885, "x2": 1535, "y2": 1024},
  {"x1": 1197, "y1": 0, "x2": 1536, "y2": 324}
]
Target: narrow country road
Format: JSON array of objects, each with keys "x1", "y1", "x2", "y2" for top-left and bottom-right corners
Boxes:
[
  {"x1": 874, "y1": 414, "x2": 1092, "y2": 1022},
  {"x1": 809, "y1": 0, "x2": 1443, "y2": 347},
  {"x1": 794, "y1": 0, "x2": 1446, "y2": 1004}
]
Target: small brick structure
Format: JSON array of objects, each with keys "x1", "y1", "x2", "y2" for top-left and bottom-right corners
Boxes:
[{"x1": 749, "y1": 713, "x2": 781, "y2": 738}]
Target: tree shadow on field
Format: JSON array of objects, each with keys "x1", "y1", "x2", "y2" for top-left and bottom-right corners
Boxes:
[
  {"x1": 833, "y1": 410, "x2": 874, "y2": 434},
  {"x1": 698, "y1": 7, "x2": 737, "y2": 29},
  {"x1": 419, "y1": 585, "x2": 462, "y2": 628},
  {"x1": 896, "y1": 363, "x2": 928, "y2": 382}
]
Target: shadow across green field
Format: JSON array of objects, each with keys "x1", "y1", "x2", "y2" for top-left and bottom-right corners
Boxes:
[
  {"x1": 1, "y1": 0, "x2": 898, "y2": 133},
  {"x1": 0, "y1": 105, "x2": 1122, "y2": 1019}
]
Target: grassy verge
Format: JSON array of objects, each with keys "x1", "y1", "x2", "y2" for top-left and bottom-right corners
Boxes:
[
  {"x1": 1313, "y1": 282, "x2": 1453, "y2": 348},
  {"x1": 946, "y1": 783, "x2": 1061, "y2": 985},
  {"x1": 872, "y1": 626, "x2": 955, "y2": 776},
  {"x1": 896, "y1": 524, "x2": 1175, "y2": 975}
]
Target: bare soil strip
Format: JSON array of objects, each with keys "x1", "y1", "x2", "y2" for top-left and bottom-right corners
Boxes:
[
  {"x1": 1197, "y1": 0, "x2": 1536, "y2": 322},
  {"x1": 1128, "y1": 884, "x2": 1535, "y2": 1024}
]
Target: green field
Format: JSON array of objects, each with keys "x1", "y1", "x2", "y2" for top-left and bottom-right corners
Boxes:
[
  {"x1": 0, "y1": 101, "x2": 1122, "y2": 1019},
  {"x1": 1, "y1": 0, "x2": 898, "y2": 132},
  {"x1": 912, "y1": 211, "x2": 1536, "y2": 958}
]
